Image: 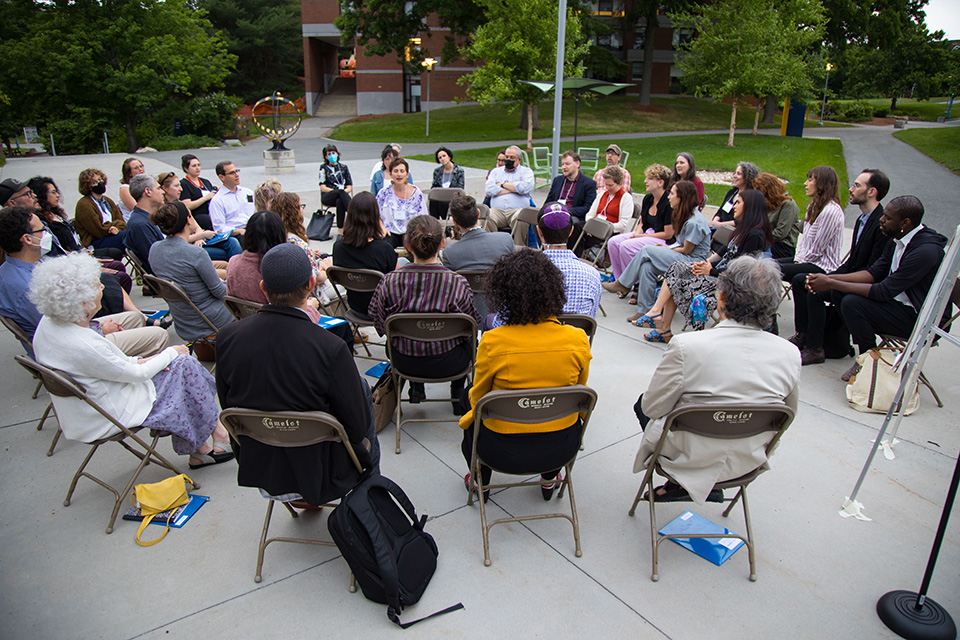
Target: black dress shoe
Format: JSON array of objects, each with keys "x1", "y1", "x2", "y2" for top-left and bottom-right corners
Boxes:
[{"x1": 408, "y1": 382, "x2": 426, "y2": 404}]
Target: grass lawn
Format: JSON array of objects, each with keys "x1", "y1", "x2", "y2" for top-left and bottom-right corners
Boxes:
[
  {"x1": 832, "y1": 97, "x2": 955, "y2": 122},
  {"x1": 893, "y1": 127, "x2": 960, "y2": 175},
  {"x1": 411, "y1": 133, "x2": 847, "y2": 212},
  {"x1": 332, "y1": 95, "x2": 792, "y2": 143}
]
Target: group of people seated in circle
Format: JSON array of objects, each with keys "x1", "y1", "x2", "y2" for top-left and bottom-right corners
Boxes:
[{"x1": 0, "y1": 138, "x2": 949, "y2": 513}]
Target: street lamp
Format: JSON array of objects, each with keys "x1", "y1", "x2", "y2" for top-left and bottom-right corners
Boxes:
[
  {"x1": 819, "y1": 62, "x2": 834, "y2": 125},
  {"x1": 422, "y1": 57, "x2": 437, "y2": 137}
]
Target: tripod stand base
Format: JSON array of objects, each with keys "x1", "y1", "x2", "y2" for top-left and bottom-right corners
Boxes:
[{"x1": 878, "y1": 591, "x2": 956, "y2": 640}]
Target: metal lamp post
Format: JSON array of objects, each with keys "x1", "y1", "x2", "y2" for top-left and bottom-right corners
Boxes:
[
  {"x1": 422, "y1": 57, "x2": 437, "y2": 137},
  {"x1": 819, "y1": 62, "x2": 834, "y2": 125}
]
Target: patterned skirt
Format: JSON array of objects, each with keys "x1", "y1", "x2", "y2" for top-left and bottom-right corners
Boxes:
[
  {"x1": 664, "y1": 261, "x2": 718, "y2": 331},
  {"x1": 141, "y1": 356, "x2": 219, "y2": 454}
]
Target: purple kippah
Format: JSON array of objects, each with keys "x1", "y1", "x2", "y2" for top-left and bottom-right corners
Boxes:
[{"x1": 541, "y1": 202, "x2": 571, "y2": 229}]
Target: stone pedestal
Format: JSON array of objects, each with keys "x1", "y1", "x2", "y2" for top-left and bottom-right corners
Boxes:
[{"x1": 264, "y1": 149, "x2": 295, "y2": 174}]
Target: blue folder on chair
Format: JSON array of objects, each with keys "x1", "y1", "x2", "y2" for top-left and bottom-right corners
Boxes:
[{"x1": 658, "y1": 510, "x2": 744, "y2": 566}]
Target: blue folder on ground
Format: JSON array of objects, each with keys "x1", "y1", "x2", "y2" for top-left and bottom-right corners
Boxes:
[
  {"x1": 122, "y1": 494, "x2": 210, "y2": 528},
  {"x1": 317, "y1": 315, "x2": 348, "y2": 329},
  {"x1": 658, "y1": 510, "x2": 744, "y2": 566},
  {"x1": 364, "y1": 361, "x2": 389, "y2": 378},
  {"x1": 143, "y1": 310, "x2": 168, "y2": 321}
]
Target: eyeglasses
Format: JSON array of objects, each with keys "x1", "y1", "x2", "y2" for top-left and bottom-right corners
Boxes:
[
  {"x1": 12, "y1": 190, "x2": 37, "y2": 202},
  {"x1": 224, "y1": 169, "x2": 240, "y2": 176},
  {"x1": 48, "y1": 189, "x2": 60, "y2": 195},
  {"x1": 299, "y1": 203, "x2": 306, "y2": 210},
  {"x1": 27, "y1": 226, "x2": 45, "y2": 236},
  {"x1": 159, "y1": 172, "x2": 176, "y2": 184}
]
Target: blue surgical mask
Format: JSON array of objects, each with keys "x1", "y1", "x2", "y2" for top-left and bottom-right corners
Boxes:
[{"x1": 327, "y1": 153, "x2": 338, "y2": 164}]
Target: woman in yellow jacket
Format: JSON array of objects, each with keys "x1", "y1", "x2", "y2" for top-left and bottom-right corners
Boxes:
[{"x1": 459, "y1": 249, "x2": 592, "y2": 501}]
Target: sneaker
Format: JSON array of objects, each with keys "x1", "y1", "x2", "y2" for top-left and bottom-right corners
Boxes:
[
  {"x1": 841, "y1": 361, "x2": 862, "y2": 382},
  {"x1": 787, "y1": 332, "x2": 806, "y2": 349},
  {"x1": 800, "y1": 346, "x2": 825, "y2": 365}
]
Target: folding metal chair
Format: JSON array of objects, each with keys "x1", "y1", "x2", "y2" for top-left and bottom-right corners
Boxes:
[
  {"x1": 513, "y1": 206, "x2": 541, "y2": 247},
  {"x1": 143, "y1": 273, "x2": 220, "y2": 365},
  {"x1": 578, "y1": 147, "x2": 601, "y2": 172},
  {"x1": 125, "y1": 248, "x2": 157, "y2": 295},
  {"x1": 324, "y1": 266, "x2": 386, "y2": 360},
  {"x1": 876, "y1": 278, "x2": 960, "y2": 408},
  {"x1": 457, "y1": 269, "x2": 491, "y2": 318},
  {"x1": 466, "y1": 385, "x2": 598, "y2": 566},
  {"x1": 2, "y1": 315, "x2": 60, "y2": 454},
  {"x1": 628, "y1": 402, "x2": 795, "y2": 582},
  {"x1": 222, "y1": 295, "x2": 263, "y2": 321},
  {"x1": 571, "y1": 217, "x2": 615, "y2": 270},
  {"x1": 558, "y1": 313, "x2": 598, "y2": 346},
  {"x1": 620, "y1": 150, "x2": 630, "y2": 169},
  {"x1": 219, "y1": 408, "x2": 366, "y2": 585},
  {"x1": 530, "y1": 146, "x2": 554, "y2": 188},
  {"x1": 385, "y1": 313, "x2": 478, "y2": 454},
  {"x1": 16, "y1": 355, "x2": 198, "y2": 534}
]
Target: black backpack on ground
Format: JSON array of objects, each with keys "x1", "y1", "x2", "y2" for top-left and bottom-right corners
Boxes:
[{"x1": 328, "y1": 472, "x2": 462, "y2": 628}]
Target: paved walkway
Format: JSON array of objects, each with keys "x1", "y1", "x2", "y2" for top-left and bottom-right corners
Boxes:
[{"x1": 1, "y1": 115, "x2": 958, "y2": 639}]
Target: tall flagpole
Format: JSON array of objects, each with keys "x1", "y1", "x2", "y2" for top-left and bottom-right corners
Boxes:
[{"x1": 551, "y1": 0, "x2": 566, "y2": 179}]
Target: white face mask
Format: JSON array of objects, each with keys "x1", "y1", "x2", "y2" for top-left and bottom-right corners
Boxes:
[{"x1": 38, "y1": 230, "x2": 53, "y2": 254}]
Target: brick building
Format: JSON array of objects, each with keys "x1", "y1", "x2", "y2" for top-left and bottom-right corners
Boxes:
[{"x1": 301, "y1": 0, "x2": 685, "y2": 116}]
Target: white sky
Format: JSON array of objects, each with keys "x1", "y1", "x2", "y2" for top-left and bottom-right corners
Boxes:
[{"x1": 926, "y1": 0, "x2": 960, "y2": 40}]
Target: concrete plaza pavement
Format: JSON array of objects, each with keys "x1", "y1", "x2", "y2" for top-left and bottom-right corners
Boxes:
[{"x1": 1, "y1": 118, "x2": 958, "y2": 638}]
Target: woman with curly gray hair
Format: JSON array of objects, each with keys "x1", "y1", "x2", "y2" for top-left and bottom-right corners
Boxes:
[
  {"x1": 631, "y1": 255, "x2": 800, "y2": 504},
  {"x1": 30, "y1": 253, "x2": 234, "y2": 469}
]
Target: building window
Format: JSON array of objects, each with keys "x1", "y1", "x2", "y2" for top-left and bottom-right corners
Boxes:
[
  {"x1": 672, "y1": 28, "x2": 694, "y2": 49},
  {"x1": 632, "y1": 62, "x2": 644, "y2": 80},
  {"x1": 634, "y1": 31, "x2": 646, "y2": 50},
  {"x1": 596, "y1": 32, "x2": 622, "y2": 51},
  {"x1": 597, "y1": 0, "x2": 613, "y2": 12}
]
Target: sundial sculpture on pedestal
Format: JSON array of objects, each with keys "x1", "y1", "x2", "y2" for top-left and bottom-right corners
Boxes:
[
  {"x1": 252, "y1": 92, "x2": 302, "y2": 151},
  {"x1": 253, "y1": 92, "x2": 301, "y2": 174}
]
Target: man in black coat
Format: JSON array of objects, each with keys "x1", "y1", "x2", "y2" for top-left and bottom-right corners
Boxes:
[
  {"x1": 216, "y1": 243, "x2": 380, "y2": 506},
  {"x1": 789, "y1": 169, "x2": 893, "y2": 365},
  {"x1": 805, "y1": 195, "x2": 948, "y2": 381}
]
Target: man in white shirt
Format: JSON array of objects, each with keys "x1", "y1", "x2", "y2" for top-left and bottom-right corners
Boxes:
[
  {"x1": 209, "y1": 161, "x2": 255, "y2": 237},
  {"x1": 483, "y1": 145, "x2": 535, "y2": 244}
]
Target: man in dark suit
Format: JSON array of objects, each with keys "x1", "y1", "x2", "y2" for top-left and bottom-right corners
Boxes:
[
  {"x1": 806, "y1": 195, "x2": 948, "y2": 381},
  {"x1": 789, "y1": 169, "x2": 892, "y2": 365},
  {"x1": 546, "y1": 150, "x2": 597, "y2": 224},
  {"x1": 216, "y1": 243, "x2": 380, "y2": 506}
]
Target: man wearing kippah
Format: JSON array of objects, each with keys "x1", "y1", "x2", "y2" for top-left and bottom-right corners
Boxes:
[
  {"x1": 216, "y1": 243, "x2": 380, "y2": 507},
  {"x1": 536, "y1": 202, "x2": 602, "y2": 318}
]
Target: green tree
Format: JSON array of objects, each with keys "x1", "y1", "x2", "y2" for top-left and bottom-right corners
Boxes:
[
  {"x1": 4, "y1": 0, "x2": 235, "y2": 153},
  {"x1": 672, "y1": 0, "x2": 823, "y2": 146},
  {"x1": 336, "y1": 0, "x2": 485, "y2": 69},
  {"x1": 458, "y1": 0, "x2": 590, "y2": 150},
  {"x1": 200, "y1": 0, "x2": 304, "y2": 103}
]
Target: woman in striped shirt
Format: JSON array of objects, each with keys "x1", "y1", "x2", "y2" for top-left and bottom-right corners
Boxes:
[
  {"x1": 777, "y1": 165, "x2": 844, "y2": 286},
  {"x1": 368, "y1": 215, "x2": 482, "y2": 412}
]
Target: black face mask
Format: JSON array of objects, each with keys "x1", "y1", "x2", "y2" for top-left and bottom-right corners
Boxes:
[
  {"x1": 91, "y1": 182, "x2": 107, "y2": 195},
  {"x1": 504, "y1": 159, "x2": 516, "y2": 170}
]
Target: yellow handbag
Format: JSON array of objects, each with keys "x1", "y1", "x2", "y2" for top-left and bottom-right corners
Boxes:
[{"x1": 130, "y1": 474, "x2": 194, "y2": 547}]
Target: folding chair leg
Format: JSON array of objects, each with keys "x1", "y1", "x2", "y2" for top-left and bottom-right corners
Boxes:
[
  {"x1": 394, "y1": 374, "x2": 403, "y2": 454},
  {"x1": 562, "y1": 464, "x2": 582, "y2": 558},
  {"x1": 255, "y1": 500, "x2": 276, "y2": 583},
  {"x1": 598, "y1": 303, "x2": 607, "y2": 318},
  {"x1": 648, "y1": 483, "x2": 660, "y2": 582},
  {"x1": 32, "y1": 379, "x2": 42, "y2": 400},
  {"x1": 740, "y1": 489, "x2": 757, "y2": 581},
  {"x1": 918, "y1": 372, "x2": 943, "y2": 407},
  {"x1": 64, "y1": 444, "x2": 101, "y2": 507},
  {"x1": 349, "y1": 573, "x2": 357, "y2": 593},
  {"x1": 106, "y1": 433, "x2": 163, "y2": 534},
  {"x1": 36, "y1": 401, "x2": 53, "y2": 431},
  {"x1": 46, "y1": 426, "x2": 62, "y2": 457},
  {"x1": 476, "y1": 461, "x2": 493, "y2": 567},
  {"x1": 722, "y1": 487, "x2": 743, "y2": 517}
]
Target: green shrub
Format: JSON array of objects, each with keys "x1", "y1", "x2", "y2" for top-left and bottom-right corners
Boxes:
[
  {"x1": 42, "y1": 113, "x2": 122, "y2": 155},
  {"x1": 873, "y1": 107, "x2": 889, "y2": 118},
  {"x1": 182, "y1": 93, "x2": 243, "y2": 140},
  {"x1": 146, "y1": 134, "x2": 221, "y2": 151}
]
